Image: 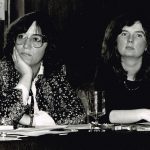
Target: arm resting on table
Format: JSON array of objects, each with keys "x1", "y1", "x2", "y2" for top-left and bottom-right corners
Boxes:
[{"x1": 109, "y1": 109, "x2": 150, "y2": 124}]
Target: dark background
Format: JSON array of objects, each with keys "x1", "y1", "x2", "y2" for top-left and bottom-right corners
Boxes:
[{"x1": 1, "y1": 0, "x2": 149, "y2": 88}]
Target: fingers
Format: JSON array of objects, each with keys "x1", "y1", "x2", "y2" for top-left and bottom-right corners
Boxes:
[
  {"x1": 12, "y1": 47, "x2": 20, "y2": 63},
  {"x1": 12, "y1": 48, "x2": 17, "y2": 63}
]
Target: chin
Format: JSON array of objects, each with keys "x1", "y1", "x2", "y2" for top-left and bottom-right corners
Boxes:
[
  {"x1": 124, "y1": 52, "x2": 136, "y2": 57},
  {"x1": 23, "y1": 60, "x2": 32, "y2": 66},
  {"x1": 124, "y1": 55, "x2": 141, "y2": 59}
]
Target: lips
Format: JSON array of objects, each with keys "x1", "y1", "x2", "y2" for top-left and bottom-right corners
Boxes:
[
  {"x1": 126, "y1": 46, "x2": 134, "y2": 50},
  {"x1": 21, "y1": 52, "x2": 32, "y2": 57}
]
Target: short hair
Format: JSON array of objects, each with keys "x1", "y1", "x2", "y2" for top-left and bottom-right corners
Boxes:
[
  {"x1": 101, "y1": 11, "x2": 150, "y2": 81},
  {"x1": 4, "y1": 11, "x2": 62, "y2": 77}
]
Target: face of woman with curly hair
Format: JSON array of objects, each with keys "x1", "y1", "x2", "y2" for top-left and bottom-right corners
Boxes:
[
  {"x1": 15, "y1": 21, "x2": 48, "y2": 67},
  {"x1": 117, "y1": 21, "x2": 147, "y2": 59}
]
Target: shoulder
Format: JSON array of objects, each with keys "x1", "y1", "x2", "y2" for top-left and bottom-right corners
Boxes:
[
  {"x1": 45, "y1": 65, "x2": 68, "y2": 84},
  {"x1": 0, "y1": 58, "x2": 14, "y2": 71},
  {"x1": 95, "y1": 61, "x2": 117, "y2": 90}
]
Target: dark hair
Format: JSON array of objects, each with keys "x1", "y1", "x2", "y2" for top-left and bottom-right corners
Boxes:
[
  {"x1": 101, "y1": 11, "x2": 150, "y2": 81},
  {"x1": 4, "y1": 11, "x2": 62, "y2": 77}
]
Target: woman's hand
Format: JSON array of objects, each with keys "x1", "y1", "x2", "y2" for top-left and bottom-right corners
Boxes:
[
  {"x1": 19, "y1": 111, "x2": 55, "y2": 127},
  {"x1": 12, "y1": 47, "x2": 32, "y2": 77},
  {"x1": 33, "y1": 111, "x2": 56, "y2": 127},
  {"x1": 141, "y1": 109, "x2": 150, "y2": 122},
  {"x1": 13, "y1": 47, "x2": 33, "y2": 97}
]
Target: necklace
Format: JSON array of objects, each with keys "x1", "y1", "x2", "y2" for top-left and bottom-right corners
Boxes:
[{"x1": 123, "y1": 80, "x2": 140, "y2": 91}]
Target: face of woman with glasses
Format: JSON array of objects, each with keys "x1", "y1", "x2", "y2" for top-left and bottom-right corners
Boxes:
[{"x1": 15, "y1": 21, "x2": 48, "y2": 67}]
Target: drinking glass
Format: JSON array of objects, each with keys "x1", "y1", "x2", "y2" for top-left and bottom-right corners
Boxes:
[{"x1": 86, "y1": 90, "x2": 106, "y2": 129}]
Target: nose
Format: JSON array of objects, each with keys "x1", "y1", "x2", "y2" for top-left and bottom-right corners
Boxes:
[
  {"x1": 23, "y1": 38, "x2": 32, "y2": 49},
  {"x1": 128, "y1": 34, "x2": 134, "y2": 43}
]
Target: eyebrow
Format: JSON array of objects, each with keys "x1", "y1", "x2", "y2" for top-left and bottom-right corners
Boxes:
[{"x1": 122, "y1": 29, "x2": 145, "y2": 35}]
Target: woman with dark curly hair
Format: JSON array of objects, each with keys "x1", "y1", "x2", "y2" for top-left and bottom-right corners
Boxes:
[
  {"x1": 0, "y1": 12, "x2": 85, "y2": 127},
  {"x1": 95, "y1": 11, "x2": 150, "y2": 124}
]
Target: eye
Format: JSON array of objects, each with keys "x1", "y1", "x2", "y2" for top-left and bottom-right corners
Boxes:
[
  {"x1": 17, "y1": 34, "x2": 25, "y2": 39},
  {"x1": 32, "y1": 35, "x2": 42, "y2": 42},
  {"x1": 120, "y1": 31, "x2": 128, "y2": 37},
  {"x1": 136, "y1": 33, "x2": 144, "y2": 38},
  {"x1": 120, "y1": 32, "x2": 128, "y2": 36}
]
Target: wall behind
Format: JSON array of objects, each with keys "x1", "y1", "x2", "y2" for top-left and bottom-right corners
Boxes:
[{"x1": 3, "y1": 0, "x2": 149, "y2": 88}]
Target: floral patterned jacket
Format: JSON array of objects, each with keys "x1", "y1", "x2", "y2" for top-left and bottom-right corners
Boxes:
[{"x1": 0, "y1": 58, "x2": 86, "y2": 125}]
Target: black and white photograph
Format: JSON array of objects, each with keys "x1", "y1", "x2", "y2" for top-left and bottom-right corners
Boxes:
[{"x1": 0, "y1": 0, "x2": 150, "y2": 149}]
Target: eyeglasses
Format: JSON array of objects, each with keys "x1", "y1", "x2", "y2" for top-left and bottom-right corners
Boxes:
[{"x1": 15, "y1": 33, "x2": 47, "y2": 48}]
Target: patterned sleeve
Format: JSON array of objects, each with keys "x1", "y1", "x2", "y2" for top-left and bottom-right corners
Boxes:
[
  {"x1": 50, "y1": 72, "x2": 86, "y2": 125},
  {"x1": 0, "y1": 60, "x2": 29, "y2": 125}
]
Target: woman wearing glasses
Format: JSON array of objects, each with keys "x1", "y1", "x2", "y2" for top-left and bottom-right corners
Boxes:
[{"x1": 0, "y1": 12, "x2": 85, "y2": 127}]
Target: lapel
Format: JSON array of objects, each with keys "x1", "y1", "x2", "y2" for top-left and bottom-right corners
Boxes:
[{"x1": 35, "y1": 75, "x2": 51, "y2": 109}]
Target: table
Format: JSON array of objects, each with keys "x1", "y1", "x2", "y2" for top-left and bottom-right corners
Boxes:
[
  {"x1": 1, "y1": 124, "x2": 150, "y2": 150},
  {"x1": 43, "y1": 131, "x2": 150, "y2": 150}
]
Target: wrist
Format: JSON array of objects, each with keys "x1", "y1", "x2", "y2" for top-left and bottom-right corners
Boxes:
[
  {"x1": 29, "y1": 114, "x2": 34, "y2": 127},
  {"x1": 18, "y1": 75, "x2": 32, "y2": 91},
  {"x1": 139, "y1": 109, "x2": 148, "y2": 121},
  {"x1": 21, "y1": 67, "x2": 33, "y2": 77},
  {"x1": 22, "y1": 73, "x2": 32, "y2": 81}
]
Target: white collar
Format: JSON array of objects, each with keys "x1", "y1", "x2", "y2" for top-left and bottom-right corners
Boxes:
[
  {"x1": 38, "y1": 62, "x2": 44, "y2": 75},
  {"x1": 33, "y1": 62, "x2": 44, "y2": 82}
]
